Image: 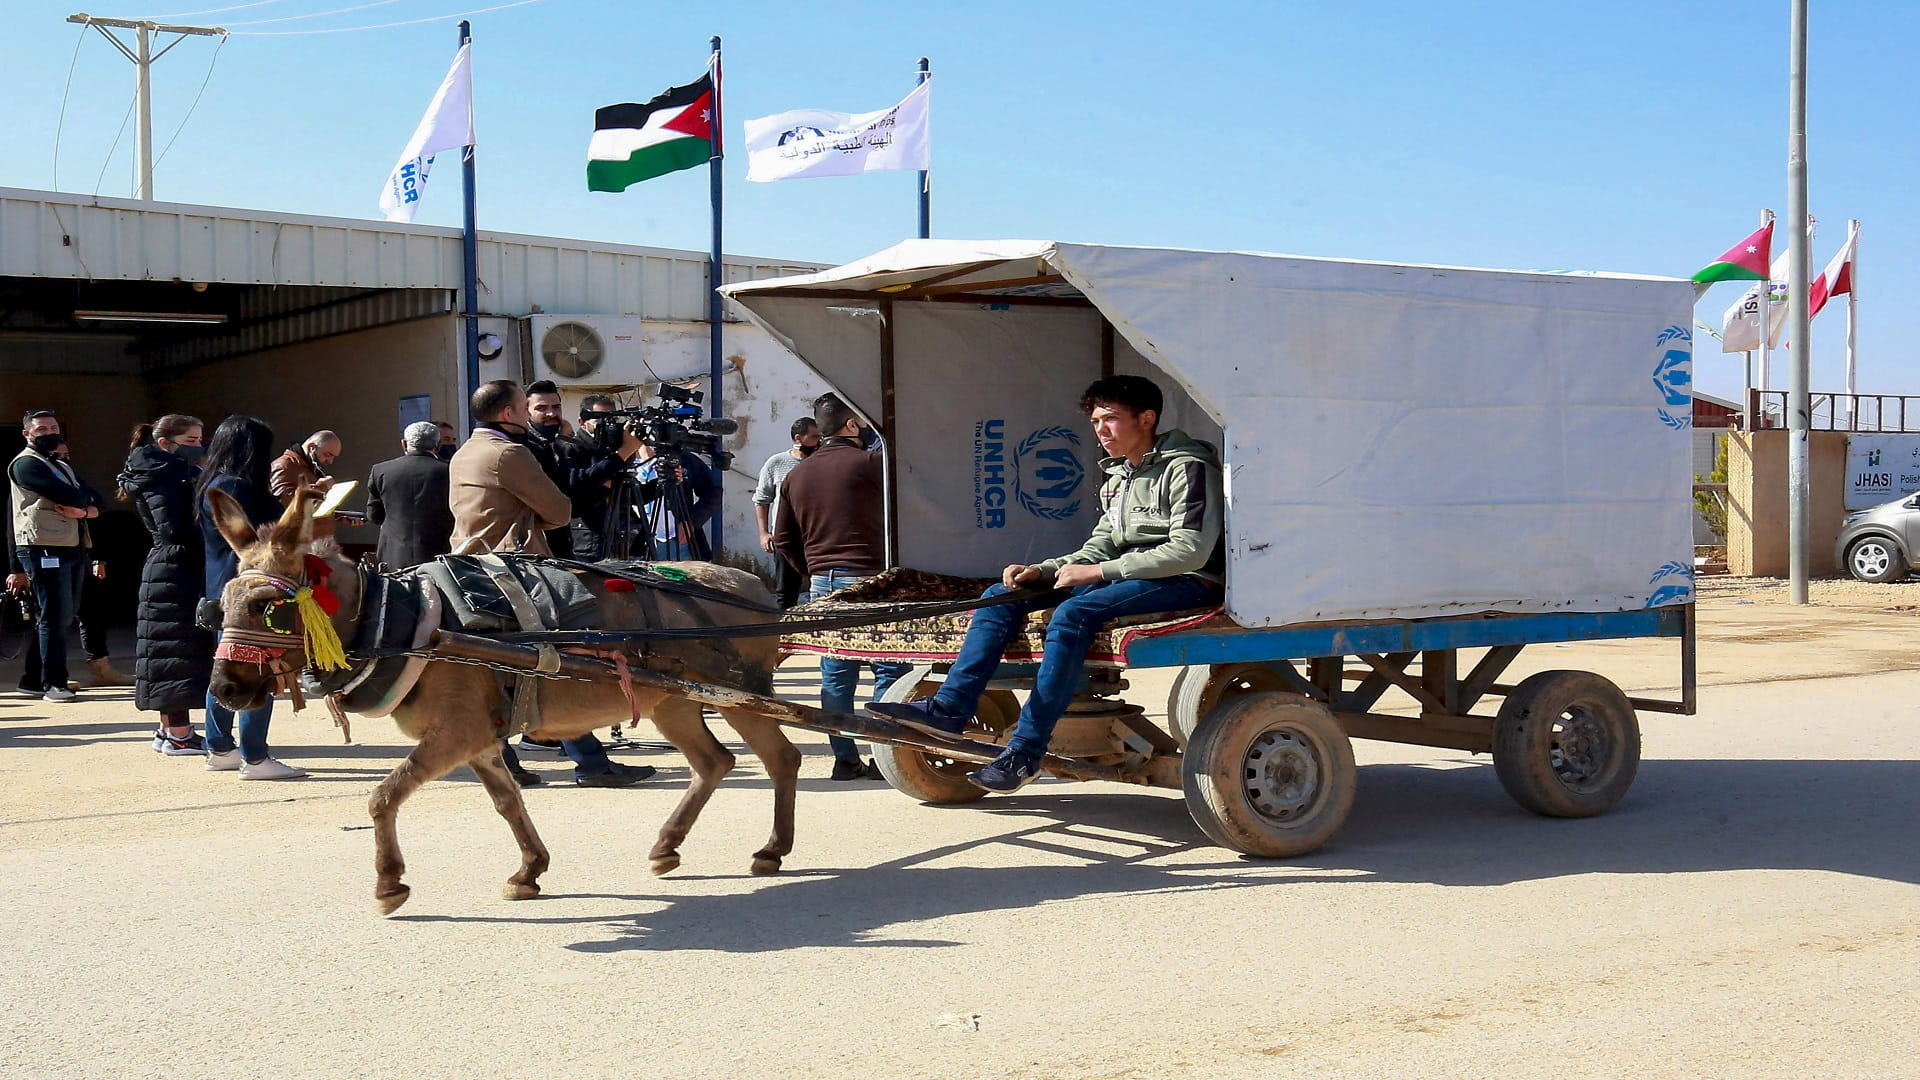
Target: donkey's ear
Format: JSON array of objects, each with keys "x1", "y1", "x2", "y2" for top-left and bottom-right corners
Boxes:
[
  {"x1": 208, "y1": 488, "x2": 258, "y2": 554},
  {"x1": 269, "y1": 482, "x2": 314, "y2": 552}
]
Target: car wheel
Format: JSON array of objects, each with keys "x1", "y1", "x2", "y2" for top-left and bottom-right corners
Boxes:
[{"x1": 1846, "y1": 536, "x2": 1908, "y2": 583}]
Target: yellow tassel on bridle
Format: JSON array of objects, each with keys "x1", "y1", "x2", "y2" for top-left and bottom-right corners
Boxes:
[{"x1": 295, "y1": 585, "x2": 350, "y2": 671}]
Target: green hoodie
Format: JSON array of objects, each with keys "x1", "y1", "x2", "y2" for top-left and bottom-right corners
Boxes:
[{"x1": 1037, "y1": 429, "x2": 1225, "y2": 585}]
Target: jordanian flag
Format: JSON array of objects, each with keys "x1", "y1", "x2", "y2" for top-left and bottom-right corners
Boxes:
[
  {"x1": 1691, "y1": 221, "x2": 1774, "y2": 284},
  {"x1": 588, "y1": 72, "x2": 716, "y2": 192}
]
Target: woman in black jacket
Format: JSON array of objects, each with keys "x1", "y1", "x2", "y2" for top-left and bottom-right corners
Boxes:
[
  {"x1": 117, "y1": 414, "x2": 212, "y2": 755},
  {"x1": 194, "y1": 415, "x2": 305, "y2": 780}
]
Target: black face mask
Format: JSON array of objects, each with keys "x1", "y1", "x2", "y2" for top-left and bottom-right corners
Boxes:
[
  {"x1": 172, "y1": 443, "x2": 206, "y2": 463},
  {"x1": 435, "y1": 446, "x2": 456, "y2": 462},
  {"x1": 533, "y1": 422, "x2": 563, "y2": 440},
  {"x1": 30, "y1": 434, "x2": 62, "y2": 455},
  {"x1": 797, "y1": 443, "x2": 818, "y2": 457}
]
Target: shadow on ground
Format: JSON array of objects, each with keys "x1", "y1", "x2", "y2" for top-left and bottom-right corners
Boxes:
[{"x1": 388, "y1": 756, "x2": 1920, "y2": 952}]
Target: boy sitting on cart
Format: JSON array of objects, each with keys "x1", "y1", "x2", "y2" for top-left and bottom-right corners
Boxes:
[{"x1": 868, "y1": 375, "x2": 1224, "y2": 791}]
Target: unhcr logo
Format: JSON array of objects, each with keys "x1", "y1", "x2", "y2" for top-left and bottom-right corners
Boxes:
[
  {"x1": 1015, "y1": 426, "x2": 1085, "y2": 521},
  {"x1": 1653, "y1": 325, "x2": 1693, "y2": 431},
  {"x1": 973, "y1": 421, "x2": 1086, "y2": 527}
]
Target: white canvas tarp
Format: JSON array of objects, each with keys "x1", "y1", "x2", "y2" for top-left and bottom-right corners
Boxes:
[{"x1": 721, "y1": 240, "x2": 1696, "y2": 628}]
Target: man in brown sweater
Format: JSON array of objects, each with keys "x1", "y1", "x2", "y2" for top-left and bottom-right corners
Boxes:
[{"x1": 772, "y1": 394, "x2": 908, "y2": 781}]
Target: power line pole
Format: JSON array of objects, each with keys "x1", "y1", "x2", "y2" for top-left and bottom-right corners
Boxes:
[
  {"x1": 65, "y1": 13, "x2": 226, "y2": 200},
  {"x1": 1786, "y1": 0, "x2": 1812, "y2": 604}
]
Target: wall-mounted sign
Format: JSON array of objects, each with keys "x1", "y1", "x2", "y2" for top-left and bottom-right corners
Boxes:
[{"x1": 1845, "y1": 434, "x2": 1920, "y2": 510}]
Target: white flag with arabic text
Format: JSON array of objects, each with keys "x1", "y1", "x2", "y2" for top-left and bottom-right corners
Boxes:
[{"x1": 744, "y1": 79, "x2": 930, "y2": 183}]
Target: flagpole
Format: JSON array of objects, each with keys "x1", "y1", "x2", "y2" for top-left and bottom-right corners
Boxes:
[
  {"x1": 459, "y1": 19, "x2": 481, "y2": 429},
  {"x1": 1756, "y1": 208, "x2": 1774, "y2": 395},
  {"x1": 1786, "y1": 0, "x2": 1812, "y2": 605},
  {"x1": 1843, "y1": 218, "x2": 1859, "y2": 430},
  {"x1": 917, "y1": 57, "x2": 931, "y2": 239},
  {"x1": 706, "y1": 34, "x2": 725, "y2": 557}
]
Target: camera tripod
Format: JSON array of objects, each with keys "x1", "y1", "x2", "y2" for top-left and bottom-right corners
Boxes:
[{"x1": 597, "y1": 453, "x2": 711, "y2": 562}]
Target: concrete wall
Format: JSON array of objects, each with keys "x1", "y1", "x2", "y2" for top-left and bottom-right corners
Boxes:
[
  {"x1": 153, "y1": 315, "x2": 461, "y2": 557},
  {"x1": 0, "y1": 371, "x2": 154, "y2": 494},
  {"x1": 1726, "y1": 429, "x2": 1850, "y2": 576},
  {"x1": 540, "y1": 319, "x2": 833, "y2": 576}
]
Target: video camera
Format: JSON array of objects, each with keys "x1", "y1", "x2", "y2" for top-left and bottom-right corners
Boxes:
[{"x1": 589, "y1": 385, "x2": 737, "y2": 470}]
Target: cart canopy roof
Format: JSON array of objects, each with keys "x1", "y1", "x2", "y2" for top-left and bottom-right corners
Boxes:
[{"x1": 722, "y1": 240, "x2": 1697, "y2": 627}]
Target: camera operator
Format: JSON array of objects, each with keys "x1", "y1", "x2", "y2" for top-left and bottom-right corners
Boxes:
[{"x1": 563, "y1": 393, "x2": 656, "y2": 561}]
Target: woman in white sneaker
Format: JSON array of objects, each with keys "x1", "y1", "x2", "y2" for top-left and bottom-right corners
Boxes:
[
  {"x1": 117, "y1": 415, "x2": 213, "y2": 758},
  {"x1": 193, "y1": 416, "x2": 305, "y2": 781}
]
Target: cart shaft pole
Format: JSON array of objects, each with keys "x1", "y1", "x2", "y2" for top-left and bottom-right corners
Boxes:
[{"x1": 424, "y1": 631, "x2": 1176, "y2": 788}]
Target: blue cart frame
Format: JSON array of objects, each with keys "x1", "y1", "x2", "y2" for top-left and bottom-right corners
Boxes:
[{"x1": 862, "y1": 603, "x2": 1696, "y2": 857}]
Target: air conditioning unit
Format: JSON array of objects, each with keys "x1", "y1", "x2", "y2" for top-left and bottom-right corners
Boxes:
[{"x1": 523, "y1": 314, "x2": 646, "y2": 386}]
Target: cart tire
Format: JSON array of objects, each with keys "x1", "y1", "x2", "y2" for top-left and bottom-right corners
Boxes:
[
  {"x1": 1491, "y1": 670, "x2": 1641, "y2": 818},
  {"x1": 868, "y1": 683, "x2": 1018, "y2": 805},
  {"x1": 1166, "y1": 663, "x2": 1292, "y2": 748},
  {"x1": 1181, "y1": 692, "x2": 1356, "y2": 858}
]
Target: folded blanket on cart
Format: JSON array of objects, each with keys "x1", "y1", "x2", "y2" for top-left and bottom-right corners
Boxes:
[{"x1": 779, "y1": 567, "x2": 1226, "y2": 668}]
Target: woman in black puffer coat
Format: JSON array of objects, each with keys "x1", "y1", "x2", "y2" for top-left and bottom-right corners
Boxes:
[{"x1": 116, "y1": 414, "x2": 212, "y2": 755}]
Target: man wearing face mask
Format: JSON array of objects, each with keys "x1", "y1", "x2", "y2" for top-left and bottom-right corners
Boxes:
[
  {"x1": 771, "y1": 394, "x2": 908, "y2": 780},
  {"x1": 7, "y1": 409, "x2": 103, "y2": 703},
  {"x1": 270, "y1": 430, "x2": 340, "y2": 507},
  {"x1": 754, "y1": 416, "x2": 821, "y2": 608},
  {"x1": 450, "y1": 380, "x2": 654, "y2": 789},
  {"x1": 449, "y1": 381, "x2": 572, "y2": 557},
  {"x1": 523, "y1": 382, "x2": 650, "y2": 562},
  {"x1": 434, "y1": 421, "x2": 459, "y2": 462},
  {"x1": 559, "y1": 392, "x2": 654, "y2": 562}
]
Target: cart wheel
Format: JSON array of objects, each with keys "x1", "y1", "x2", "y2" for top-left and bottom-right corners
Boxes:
[
  {"x1": 1166, "y1": 663, "x2": 1291, "y2": 748},
  {"x1": 1491, "y1": 670, "x2": 1641, "y2": 818},
  {"x1": 868, "y1": 682, "x2": 1018, "y2": 805},
  {"x1": 1181, "y1": 692, "x2": 1356, "y2": 858}
]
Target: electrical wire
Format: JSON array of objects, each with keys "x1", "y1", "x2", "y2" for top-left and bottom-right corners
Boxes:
[
  {"x1": 94, "y1": 89, "x2": 140, "y2": 197},
  {"x1": 52, "y1": 23, "x2": 87, "y2": 190},
  {"x1": 226, "y1": 0, "x2": 542, "y2": 35},
  {"x1": 153, "y1": 32, "x2": 228, "y2": 170},
  {"x1": 221, "y1": 0, "x2": 402, "y2": 27},
  {"x1": 137, "y1": 0, "x2": 287, "y2": 17}
]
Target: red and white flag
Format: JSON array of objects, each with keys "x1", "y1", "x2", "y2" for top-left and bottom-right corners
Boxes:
[{"x1": 1810, "y1": 228, "x2": 1857, "y2": 318}]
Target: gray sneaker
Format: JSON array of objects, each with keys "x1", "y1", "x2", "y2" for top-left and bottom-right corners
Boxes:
[{"x1": 42, "y1": 687, "x2": 78, "y2": 703}]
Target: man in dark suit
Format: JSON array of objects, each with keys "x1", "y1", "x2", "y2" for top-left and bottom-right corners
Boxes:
[{"x1": 366, "y1": 421, "x2": 454, "y2": 569}]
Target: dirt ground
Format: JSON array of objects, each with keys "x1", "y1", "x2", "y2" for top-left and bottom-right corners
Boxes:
[{"x1": 3, "y1": 582, "x2": 1918, "y2": 1079}]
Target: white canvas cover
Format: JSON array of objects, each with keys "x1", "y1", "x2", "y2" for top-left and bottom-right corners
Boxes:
[{"x1": 721, "y1": 240, "x2": 1696, "y2": 627}]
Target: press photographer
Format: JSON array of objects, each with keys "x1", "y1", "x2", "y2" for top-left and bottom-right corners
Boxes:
[
  {"x1": 525, "y1": 383, "x2": 646, "y2": 561},
  {"x1": 573, "y1": 385, "x2": 732, "y2": 562}
]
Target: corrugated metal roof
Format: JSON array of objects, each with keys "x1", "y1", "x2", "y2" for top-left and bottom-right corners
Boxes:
[{"x1": 0, "y1": 186, "x2": 824, "y2": 322}]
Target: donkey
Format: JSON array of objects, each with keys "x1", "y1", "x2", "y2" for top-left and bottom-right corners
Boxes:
[{"x1": 205, "y1": 489, "x2": 800, "y2": 914}]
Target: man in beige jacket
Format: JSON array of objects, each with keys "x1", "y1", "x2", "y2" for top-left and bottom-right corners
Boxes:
[
  {"x1": 448, "y1": 380, "x2": 572, "y2": 556},
  {"x1": 449, "y1": 379, "x2": 653, "y2": 789}
]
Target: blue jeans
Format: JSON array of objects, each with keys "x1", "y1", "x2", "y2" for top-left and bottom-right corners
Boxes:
[
  {"x1": 561, "y1": 732, "x2": 614, "y2": 780},
  {"x1": 497, "y1": 736, "x2": 613, "y2": 779},
  {"x1": 936, "y1": 576, "x2": 1220, "y2": 758},
  {"x1": 204, "y1": 690, "x2": 273, "y2": 762},
  {"x1": 23, "y1": 547, "x2": 87, "y2": 690},
  {"x1": 812, "y1": 571, "x2": 912, "y2": 764}
]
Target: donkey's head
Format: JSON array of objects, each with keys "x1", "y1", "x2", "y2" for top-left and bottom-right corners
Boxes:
[{"x1": 207, "y1": 486, "x2": 353, "y2": 710}]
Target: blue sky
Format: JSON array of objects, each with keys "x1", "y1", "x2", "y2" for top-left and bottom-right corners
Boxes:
[{"x1": 3, "y1": 0, "x2": 1914, "y2": 402}]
